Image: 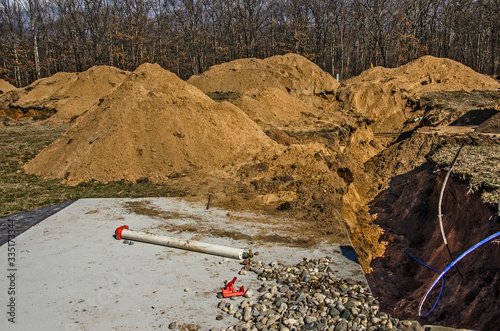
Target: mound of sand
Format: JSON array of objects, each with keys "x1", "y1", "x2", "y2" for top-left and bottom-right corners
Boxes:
[
  {"x1": 338, "y1": 56, "x2": 500, "y2": 132},
  {"x1": 188, "y1": 53, "x2": 339, "y2": 96},
  {"x1": 0, "y1": 79, "x2": 16, "y2": 94},
  {"x1": 24, "y1": 63, "x2": 273, "y2": 183},
  {"x1": 233, "y1": 88, "x2": 323, "y2": 129},
  {"x1": 0, "y1": 66, "x2": 129, "y2": 123},
  {"x1": 43, "y1": 66, "x2": 130, "y2": 124},
  {"x1": 0, "y1": 72, "x2": 78, "y2": 115},
  {"x1": 188, "y1": 54, "x2": 341, "y2": 131}
]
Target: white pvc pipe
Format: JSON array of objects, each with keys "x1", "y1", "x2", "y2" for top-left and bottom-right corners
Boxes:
[
  {"x1": 438, "y1": 144, "x2": 464, "y2": 246},
  {"x1": 116, "y1": 226, "x2": 243, "y2": 260}
]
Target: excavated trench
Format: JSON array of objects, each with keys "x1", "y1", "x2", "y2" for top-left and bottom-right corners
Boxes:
[{"x1": 367, "y1": 163, "x2": 500, "y2": 330}]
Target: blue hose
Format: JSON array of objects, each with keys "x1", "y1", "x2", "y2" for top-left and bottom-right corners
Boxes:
[
  {"x1": 418, "y1": 231, "x2": 500, "y2": 316},
  {"x1": 404, "y1": 251, "x2": 444, "y2": 317}
]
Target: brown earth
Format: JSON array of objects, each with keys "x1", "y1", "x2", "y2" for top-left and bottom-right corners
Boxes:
[
  {"x1": 24, "y1": 63, "x2": 274, "y2": 183},
  {"x1": 189, "y1": 54, "x2": 341, "y2": 131},
  {"x1": 419, "y1": 90, "x2": 500, "y2": 129},
  {"x1": 365, "y1": 125, "x2": 500, "y2": 330},
  {"x1": 0, "y1": 72, "x2": 78, "y2": 118},
  {"x1": 232, "y1": 88, "x2": 319, "y2": 129},
  {"x1": 187, "y1": 53, "x2": 339, "y2": 97},
  {"x1": 337, "y1": 56, "x2": 500, "y2": 132},
  {"x1": 16, "y1": 54, "x2": 500, "y2": 329},
  {"x1": 367, "y1": 163, "x2": 500, "y2": 331},
  {"x1": 0, "y1": 66, "x2": 129, "y2": 123},
  {"x1": 0, "y1": 79, "x2": 16, "y2": 94}
]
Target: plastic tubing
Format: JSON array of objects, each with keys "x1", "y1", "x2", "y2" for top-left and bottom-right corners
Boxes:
[
  {"x1": 404, "y1": 251, "x2": 444, "y2": 317},
  {"x1": 438, "y1": 144, "x2": 464, "y2": 246},
  {"x1": 115, "y1": 225, "x2": 244, "y2": 260},
  {"x1": 418, "y1": 231, "x2": 500, "y2": 316}
]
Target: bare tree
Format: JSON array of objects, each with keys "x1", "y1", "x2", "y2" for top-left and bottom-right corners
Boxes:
[
  {"x1": 1, "y1": 0, "x2": 499, "y2": 85},
  {"x1": 1, "y1": 0, "x2": 24, "y2": 86}
]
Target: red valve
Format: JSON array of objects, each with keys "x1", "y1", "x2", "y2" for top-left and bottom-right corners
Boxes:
[{"x1": 222, "y1": 277, "x2": 245, "y2": 298}]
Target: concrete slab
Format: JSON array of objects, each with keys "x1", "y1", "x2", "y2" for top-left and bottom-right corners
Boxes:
[{"x1": 0, "y1": 198, "x2": 366, "y2": 330}]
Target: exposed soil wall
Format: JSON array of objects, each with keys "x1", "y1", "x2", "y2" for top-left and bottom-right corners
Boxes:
[{"x1": 367, "y1": 164, "x2": 500, "y2": 330}]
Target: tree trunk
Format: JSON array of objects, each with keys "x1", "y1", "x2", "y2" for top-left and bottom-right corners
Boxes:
[{"x1": 32, "y1": 19, "x2": 41, "y2": 80}]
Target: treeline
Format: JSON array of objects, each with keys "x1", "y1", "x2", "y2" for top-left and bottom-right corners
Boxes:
[{"x1": 1, "y1": 0, "x2": 499, "y2": 87}]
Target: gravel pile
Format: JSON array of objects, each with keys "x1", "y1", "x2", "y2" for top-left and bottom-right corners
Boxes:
[{"x1": 212, "y1": 257, "x2": 423, "y2": 331}]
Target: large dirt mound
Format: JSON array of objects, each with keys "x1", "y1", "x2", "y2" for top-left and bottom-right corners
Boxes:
[
  {"x1": 0, "y1": 72, "x2": 77, "y2": 117},
  {"x1": 338, "y1": 56, "x2": 500, "y2": 132},
  {"x1": 0, "y1": 79, "x2": 16, "y2": 94},
  {"x1": 0, "y1": 66, "x2": 129, "y2": 123},
  {"x1": 189, "y1": 53, "x2": 342, "y2": 138},
  {"x1": 232, "y1": 88, "x2": 323, "y2": 129},
  {"x1": 24, "y1": 63, "x2": 273, "y2": 183},
  {"x1": 187, "y1": 53, "x2": 339, "y2": 96},
  {"x1": 43, "y1": 66, "x2": 130, "y2": 124}
]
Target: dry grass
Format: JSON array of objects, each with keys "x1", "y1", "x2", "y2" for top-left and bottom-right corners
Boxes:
[
  {"x1": 430, "y1": 144, "x2": 500, "y2": 205},
  {"x1": 0, "y1": 121, "x2": 187, "y2": 217}
]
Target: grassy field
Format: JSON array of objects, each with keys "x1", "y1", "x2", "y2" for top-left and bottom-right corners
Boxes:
[
  {"x1": 0, "y1": 122, "x2": 187, "y2": 217},
  {"x1": 430, "y1": 143, "x2": 500, "y2": 205}
]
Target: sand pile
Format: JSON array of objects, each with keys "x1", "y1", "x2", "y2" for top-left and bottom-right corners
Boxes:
[
  {"x1": 188, "y1": 53, "x2": 339, "y2": 96},
  {"x1": 24, "y1": 63, "x2": 273, "y2": 183},
  {"x1": 43, "y1": 66, "x2": 130, "y2": 124},
  {"x1": 0, "y1": 72, "x2": 78, "y2": 117},
  {"x1": 189, "y1": 54, "x2": 340, "y2": 129},
  {"x1": 0, "y1": 79, "x2": 16, "y2": 94},
  {"x1": 233, "y1": 88, "x2": 324, "y2": 129},
  {"x1": 338, "y1": 56, "x2": 500, "y2": 132},
  {"x1": 0, "y1": 66, "x2": 129, "y2": 123}
]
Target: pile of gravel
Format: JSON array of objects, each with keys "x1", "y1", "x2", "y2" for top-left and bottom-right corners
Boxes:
[{"x1": 212, "y1": 257, "x2": 424, "y2": 331}]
